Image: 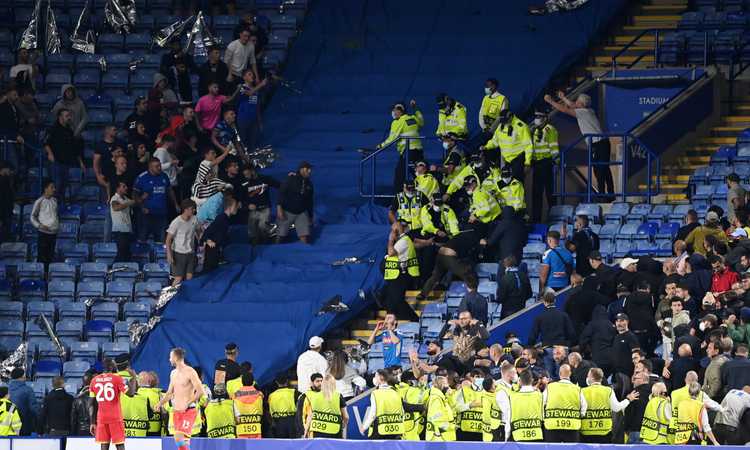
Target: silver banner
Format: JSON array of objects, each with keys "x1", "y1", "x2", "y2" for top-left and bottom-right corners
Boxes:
[
  {"x1": 246, "y1": 145, "x2": 277, "y2": 169},
  {"x1": 155, "y1": 285, "x2": 179, "y2": 310},
  {"x1": 19, "y1": 0, "x2": 42, "y2": 50},
  {"x1": 36, "y1": 313, "x2": 66, "y2": 359},
  {"x1": 0, "y1": 343, "x2": 27, "y2": 381},
  {"x1": 46, "y1": 0, "x2": 62, "y2": 55},
  {"x1": 98, "y1": 56, "x2": 108, "y2": 72},
  {"x1": 71, "y1": 0, "x2": 95, "y2": 54},
  {"x1": 153, "y1": 16, "x2": 193, "y2": 48},
  {"x1": 185, "y1": 11, "x2": 220, "y2": 57},
  {"x1": 105, "y1": 0, "x2": 136, "y2": 34},
  {"x1": 129, "y1": 316, "x2": 161, "y2": 347},
  {"x1": 545, "y1": 0, "x2": 589, "y2": 12}
]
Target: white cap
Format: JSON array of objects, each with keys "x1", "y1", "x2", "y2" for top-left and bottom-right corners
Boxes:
[
  {"x1": 619, "y1": 258, "x2": 639, "y2": 270},
  {"x1": 309, "y1": 336, "x2": 324, "y2": 348}
]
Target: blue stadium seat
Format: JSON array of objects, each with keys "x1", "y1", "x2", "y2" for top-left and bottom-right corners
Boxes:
[
  {"x1": 575, "y1": 203, "x2": 601, "y2": 223},
  {"x1": 604, "y1": 202, "x2": 630, "y2": 224},
  {"x1": 135, "y1": 281, "x2": 162, "y2": 299},
  {"x1": 31, "y1": 380, "x2": 50, "y2": 402},
  {"x1": 548, "y1": 205, "x2": 574, "y2": 223},
  {"x1": 125, "y1": 32, "x2": 151, "y2": 50},
  {"x1": 80, "y1": 223, "x2": 104, "y2": 244},
  {"x1": 670, "y1": 204, "x2": 693, "y2": 222},
  {"x1": 19, "y1": 279, "x2": 46, "y2": 302},
  {"x1": 1, "y1": 242, "x2": 28, "y2": 260},
  {"x1": 58, "y1": 222, "x2": 80, "y2": 241},
  {"x1": 614, "y1": 240, "x2": 634, "y2": 259},
  {"x1": 92, "y1": 243, "x2": 118, "y2": 263},
  {"x1": 657, "y1": 222, "x2": 680, "y2": 239},
  {"x1": 102, "y1": 342, "x2": 130, "y2": 358},
  {"x1": 398, "y1": 322, "x2": 420, "y2": 339},
  {"x1": 112, "y1": 262, "x2": 140, "y2": 280},
  {"x1": 61, "y1": 242, "x2": 90, "y2": 263},
  {"x1": 420, "y1": 303, "x2": 447, "y2": 320},
  {"x1": 114, "y1": 321, "x2": 132, "y2": 341},
  {"x1": 106, "y1": 280, "x2": 133, "y2": 301},
  {"x1": 27, "y1": 301, "x2": 55, "y2": 319},
  {"x1": 84, "y1": 203, "x2": 107, "y2": 223},
  {"x1": 59, "y1": 204, "x2": 83, "y2": 223},
  {"x1": 0, "y1": 336, "x2": 22, "y2": 353},
  {"x1": 81, "y1": 262, "x2": 108, "y2": 281},
  {"x1": 475, "y1": 263, "x2": 498, "y2": 281},
  {"x1": 17, "y1": 262, "x2": 44, "y2": 280},
  {"x1": 98, "y1": 33, "x2": 124, "y2": 53},
  {"x1": 522, "y1": 242, "x2": 546, "y2": 259},
  {"x1": 130, "y1": 243, "x2": 152, "y2": 265},
  {"x1": 73, "y1": 69, "x2": 101, "y2": 91},
  {"x1": 0, "y1": 279, "x2": 13, "y2": 301},
  {"x1": 101, "y1": 70, "x2": 130, "y2": 92},
  {"x1": 70, "y1": 341, "x2": 100, "y2": 364},
  {"x1": 45, "y1": 53, "x2": 74, "y2": 73},
  {"x1": 527, "y1": 223, "x2": 548, "y2": 242},
  {"x1": 477, "y1": 280, "x2": 496, "y2": 302},
  {"x1": 143, "y1": 262, "x2": 169, "y2": 284},
  {"x1": 88, "y1": 110, "x2": 113, "y2": 128},
  {"x1": 77, "y1": 280, "x2": 105, "y2": 301},
  {"x1": 86, "y1": 94, "x2": 114, "y2": 113},
  {"x1": 37, "y1": 341, "x2": 65, "y2": 361},
  {"x1": 86, "y1": 320, "x2": 113, "y2": 344},
  {"x1": 447, "y1": 281, "x2": 466, "y2": 297},
  {"x1": 648, "y1": 204, "x2": 674, "y2": 222},
  {"x1": 92, "y1": 303, "x2": 119, "y2": 322},
  {"x1": 25, "y1": 319, "x2": 48, "y2": 339},
  {"x1": 130, "y1": 70, "x2": 154, "y2": 91},
  {"x1": 598, "y1": 223, "x2": 620, "y2": 240},
  {"x1": 56, "y1": 319, "x2": 84, "y2": 340},
  {"x1": 35, "y1": 360, "x2": 62, "y2": 380},
  {"x1": 0, "y1": 319, "x2": 24, "y2": 337},
  {"x1": 0, "y1": 302, "x2": 23, "y2": 321},
  {"x1": 48, "y1": 263, "x2": 76, "y2": 281},
  {"x1": 45, "y1": 72, "x2": 71, "y2": 92},
  {"x1": 635, "y1": 223, "x2": 659, "y2": 242}
]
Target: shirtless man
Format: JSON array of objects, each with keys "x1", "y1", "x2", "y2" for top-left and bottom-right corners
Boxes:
[{"x1": 156, "y1": 348, "x2": 204, "y2": 450}]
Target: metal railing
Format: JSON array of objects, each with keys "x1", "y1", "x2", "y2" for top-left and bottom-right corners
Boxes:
[
  {"x1": 556, "y1": 132, "x2": 661, "y2": 203},
  {"x1": 358, "y1": 136, "x2": 426, "y2": 200}
]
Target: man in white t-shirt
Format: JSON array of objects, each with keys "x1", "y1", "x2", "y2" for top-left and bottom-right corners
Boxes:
[
  {"x1": 165, "y1": 198, "x2": 199, "y2": 286},
  {"x1": 110, "y1": 181, "x2": 136, "y2": 262},
  {"x1": 153, "y1": 135, "x2": 179, "y2": 187},
  {"x1": 544, "y1": 90, "x2": 614, "y2": 199},
  {"x1": 224, "y1": 30, "x2": 258, "y2": 88},
  {"x1": 296, "y1": 336, "x2": 328, "y2": 393}
]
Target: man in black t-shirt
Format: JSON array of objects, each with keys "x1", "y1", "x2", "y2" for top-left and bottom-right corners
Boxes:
[
  {"x1": 568, "y1": 214, "x2": 599, "y2": 277},
  {"x1": 611, "y1": 313, "x2": 641, "y2": 377},
  {"x1": 124, "y1": 97, "x2": 148, "y2": 137},
  {"x1": 93, "y1": 126, "x2": 124, "y2": 195},
  {"x1": 213, "y1": 342, "x2": 242, "y2": 397}
]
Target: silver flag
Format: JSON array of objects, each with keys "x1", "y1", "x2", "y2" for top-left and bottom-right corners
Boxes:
[
  {"x1": 19, "y1": 0, "x2": 42, "y2": 50},
  {"x1": 46, "y1": 0, "x2": 62, "y2": 55},
  {"x1": 246, "y1": 145, "x2": 278, "y2": 169},
  {"x1": 128, "y1": 316, "x2": 161, "y2": 347},
  {"x1": 99, "y1": 56, "x2": 108, "y2": 72},
  {"x1": 184, "y1": 11, "x2": 220, "y2": 57},
  {"x1": 36, "y1": 313, "x2": 66, "y2": 359},
  {"x1": 71, "y1": 0, "x2": 95, "y2": 54},
  {"x1": 0, "y1": 343, "x2": 27, "y2": 381},
  {"x1": 105, "y1": 0, "x2": 137, "y2": 34},
  {"x1": 155, "y1": 285, "x2": 179, "y2": 310},
  {"x1": 545, "y1": 0, "x2": 589, "y2": 12},
  {"x1": 153, "y1": 15, "x2": 193, "y2": 48}
]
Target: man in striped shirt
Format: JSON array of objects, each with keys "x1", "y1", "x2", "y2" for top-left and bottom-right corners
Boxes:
[{"x1": 192, "y1": 147, "x2": 231, "y2": 207}]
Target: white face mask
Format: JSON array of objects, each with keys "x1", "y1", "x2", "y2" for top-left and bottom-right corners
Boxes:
[
  {"x1": 699, "y1": 322, "x2": 707, "y2": 332},
  {"x1": 442, "y1": 142, "x2": 450, "y2": 150},
  {"x1": 405, "y1": 190, "x2": 414, "y2": 197},
  {"x1": 484, "y1": 87, "x2": 492, "y2": 95},
  {"x1": 502, "y1": 177, "x2": 511, "y2": 184},
  {"x1": 474, "y1": 378, "x2": 484, "y2": 389},
  {"x1": 533, "y1": 118, "x2": 543, "y2": 126},
  {"x1": 391, "y1": 111, "x2": 397, "y2": 120},
  {"x1": 433, "y1": 206, "x2": 441, "y2": 212}
]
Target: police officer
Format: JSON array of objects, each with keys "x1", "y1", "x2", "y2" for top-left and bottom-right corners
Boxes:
[
  {"x1": 446, "y1": 153, "x2": 501, "y2": 199},
  {"x1": 421, "y1": 193, "x2": 460, "y2": 241},
  {"x1": 414, "y1": 161, "x2": 439, "y2": 198},
  {"x1": 543, "y1": 364, "x2": 586, "y2": 442},
  {"x1": 136, "y1": 371, "x2": 163, "y2": 437},
  {"x1": 233, "y1": 372, "x2": 264, "y2": 438},
  {"x1": 389, "y1": 180, "x2": 427, "y2": 232},
  {"x1": 267, "y1": 374, "x2": 300, "y2": 438},
  {"x1": 121, "y1": 385, "x2": 151, "y2": 437},
  {"x1": 456, "y1": 370, "x2": 486, "y2": 441},
  {"x1": 382, "y1": 219, "x2": 423, "y2": 321},
  {"x1": 400, "y1": 371, "x2": 429, "y2": 441},
  {"x1": 508, "y1": 369, "x2": 543, "y2": 442},
  {"x1": 481, "y1": 109, "x2": 532, "y2": 183},
  {"x1": 674, "y1": 382, "x2": 720, "y2": 445},
  {"x1": 465, "y1": 175, "x2": 501, "y2": 230},
  {"x1": 477, "y1": 78, "x2": 509, "y2": 145},
  {"x1": 581, "y1": 368, "x2": 637, "y2": 443},
  {"x1": 377, "y1": 101, "x2": 425, "y2": 193},
  {"x1": 359, "y1": 369, "x2": 405, "y2": 439},
  {"x1": 436, "y1": 94, "x2": 468, "y2": 139},
  {"x1": 497, "y1": 165, "x2": 526, "y2": 214},
  {"x1": 0, "y1": 387, "x2": 21, "y2": 436},
  {"x1": 530, "y1": 110, "x2": 559, "y2": 223},
  {"x1": 434, "y1": 133, "x2": 466, "y2": 187},
  {"x1": 426, "y1": 372, "x2": 456, "y2": 441},
  {"x1": 640, "y1": 382, "x2": 671, "y2": 445}
]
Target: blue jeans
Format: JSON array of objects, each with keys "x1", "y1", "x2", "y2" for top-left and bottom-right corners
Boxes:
[
  {"x1": 137, "y1": 210, "x2": 167, "y2": 243},
  {"x1": 52, "y1": 162, "x2": 71, "y2": 203},
  {"x1": 627, "y1": 431, "x2": 641, "y2": 444}
]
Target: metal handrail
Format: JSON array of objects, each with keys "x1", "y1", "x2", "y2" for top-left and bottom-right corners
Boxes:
[
  {"x1": 557, "y1": 132, "x2": 661, "y2": 203},
  {"x1": 358, "y1": 136, "x2": 426, "y2": 200}
]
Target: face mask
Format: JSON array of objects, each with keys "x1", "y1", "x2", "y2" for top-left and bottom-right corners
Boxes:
[
  {"x1": 474, "y1": 378, "x2": 484, "y2": 389},
  {"x1": 586, "y1": 378, "x2": 592, "y2": 386},
  {"x1": 405, "y1": 191, "x2": 414, "y2": 198},
  {"x1": 699, "y1": 322, "x2": 707, "y2": 332},
  {"x1": 441, "y1": 386, "x2": 449, "y2": 394},
  {"x1": 502, "y1": 177, "x2": 511, "y2": 184},
  {"x1": 484, "y1": 87, "x2": 492, "y2": 95},
  {"x1": 433, "y1": 206, "x2": 441, "y2": 212},
  {"x1": 372, "y1": 376, "x2": 379, "y2": 386},
  {"x1": 391, "y1": 112, "x2": 397, "y2": 120},
  {"x1": 534, "y1": 118, "x2": 544, "y2": 126},
  {"x1": 442, "y1": 142, "x2": 450, "y2": 150},
  {"x1": 472, "y1": 162, "x2": 483, "y2": 169}
]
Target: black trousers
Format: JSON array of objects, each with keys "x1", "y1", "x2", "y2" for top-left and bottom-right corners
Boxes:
[
  {"x1": 419, "y1": 254, "x2": 471, "y2": 298},
  {"x1": 38, "y1": 232, "x2": 57, "y2": 265},
  {"x1": 532, "y1": 157, "x2": 555, "y2": 223},
  {"x1": 503, "y1": 155, "x2": 525, "y2": 184},
  {"x1": 545, "y1": 429, "x2": 580, "y2": 443},
  {"x1": 113, "y1": 232, "x2": 132, "y2": 262},
  {"x1": 714, "y1": 423, "x2": 741, "y2": 445},
  {"x1": 393, "y1": 149, "x2": 424, "y2": 194},
  {"x1": 457, "y1": 430, "x2": 483, "y2": 441},
  {"x1": 592, "y1": 139, "x2": 614, "y2": 196},
  {"x1": 384, "y1": 273, "x2": 420, "y2": 321},
  {"x1": 203, "y1": 245, "x2": 221, "y2": 272},
  {"x1": 581, "y1": 432, "x2": 612, "y2": 443},
  {"x1": 500, "y1": 300, "x2": 524, "y2": 319}
]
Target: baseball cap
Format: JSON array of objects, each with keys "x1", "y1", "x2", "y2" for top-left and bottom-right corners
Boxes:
[
  {"x1": 619, "y1": 257, "x2": 639, "y2": 270},
  {"x1": 299, "y1": 161, "x2": 313, "y2": 170},
  {"x1": 589, "y1": 250, "x2": 603, "y2": 261},
  {"x1": 415, "y1": 160, "x2": 427, "y2": 167},
  {"x1": 706, "y1": 211, "x2": 719, "y2": 223},
  {"x1": 615, "y1": 313, "x2": 629, "y2": 321},
  {"x1": 309, "y1": 336, "x2": 324, "y2": 348}
]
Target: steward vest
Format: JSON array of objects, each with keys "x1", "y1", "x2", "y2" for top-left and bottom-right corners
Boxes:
[
  {"x1": 669, "y1": 385, "x2": 702, "y2": 443},
  {"x1": 498, "y1": 179, "x2": 525, "y2": 211},
  {"x1": 531, "y1": 123, "x2": 560, "y2": 161},
  {"x1": 446, "y1": 164, "x2": 501, "y2": 196},
  {"x1": 395, "y1": 192, "x2": 425, "y2": 230},
  {"x1": 437, "y1": 103, "x2": 468, "y2": 138},
  {"x1": 415, "y1": 173, "x2": 439, "y2": 198},
  {"x1": 481, "y1": 388, "x2": 504, "y2": 442},
  {"x1": 381, "y1": 111, "x2": 424, "y2": 154},
  {"x1": 470, "y1": 188, "x2": 501, "y2": 223},
  {"x1": 137, "y1": 387, "x2": 162, "y2": 435},
  {"x1": 485, "y1": 117, "x2": 533, "y2": 166},
  {"x1": 420, "y1": 204, "x2": 460, "y2": 238},
  {"x1": 509, "y1": 390, "x2": 543, "y2": 441},
  {"x1": 426, "y1": 387, "x2": 455, "y2": 441},
  {"x1": 205, "y1": 399, "x2": 236, "y2": 438},
  {"x1": 226, "y1": 376, "x2": 243, "y2": 399},
  {"x1": 402, "y1": 384, "x2": 428, "y2": 441},
  {"x1": 383, "y1": 235, "x2": 419, "y2": 280},
  {"x1": 370, "y1": 387, "x2": 405, "y2": 437},
  {"x1": 640, "y1": 396, "x2": 670, "y2": 445},
  {"x1": 581, "y1": 384, "x2": 612, "y2": 436},
  {"x1": 0, "y1": 400, "x2": 21, "y2": 436},
  {"x1": 121, "y1": 393, "x2": 150, "y2": 437},
  {"x1": 544, "y1": 381, "x2": 582, "y2": 430},
  {"x1": 458, "y1": 386, "x2": 484, "y2": 433},
  {"x1": 268, "y1": 387, "x2": 297, "y2": 420},
  {"x1": 674, "y1": 398, "x2": 703, "y2": 445},
  {"x1": 306, "y1": 390, "x2": 343, "y2": 435},
  {"x1": 479, "y1": 93, "x2": 508, "y2": 129},
  {"x1": 233, "y1": 386, "x2": 263, "y2": 436}
]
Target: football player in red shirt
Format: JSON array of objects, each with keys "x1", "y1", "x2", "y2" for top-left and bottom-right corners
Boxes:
[{"x1": 89, "y1": 358, "x2": 137, "y2": 450}]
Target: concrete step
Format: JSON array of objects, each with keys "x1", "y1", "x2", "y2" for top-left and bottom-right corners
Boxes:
[
  {"x1": 632, "y1": 14, "x2": 683, "y2": 23},
  {"x1": 722, "y1": 115, "x2": 750, "y2": 124},
  {"x1": 594, "y1": 54, "x2": 655, "y2": 65},
  {"x1": 613, "y1": 35, "x2": 661, "y2": 45},
  {"x1": 601, "y1": 45, "x2": 654, "y2": 54},
  {"x1": 622, "y1": 25, "x2": 676, "y2": 34},
  {"x1": 698, "y1": 137, "x2": 738, "y2": 145},
  {"x1": 641, "y1": 4, "x2": 687, "y2": 13}
]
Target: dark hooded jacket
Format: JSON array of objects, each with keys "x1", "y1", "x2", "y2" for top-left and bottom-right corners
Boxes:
[
  {"x1": 485, "y1": 206, "x2": 526, "y2": 263},
  {"x1": 579, "y1": 305, "x2": 616, "y2": 374},
  {"x1": 685, "y1": 253, "x2": 712, "y2": 304}
]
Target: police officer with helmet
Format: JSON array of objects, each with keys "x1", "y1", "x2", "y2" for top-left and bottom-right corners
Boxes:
[
  {"x1": 436, "y1": 93, "x2": 468, "y2": 140},
  {"x1": 530, "y1": 110, "x2": 559, "y2": 222}
]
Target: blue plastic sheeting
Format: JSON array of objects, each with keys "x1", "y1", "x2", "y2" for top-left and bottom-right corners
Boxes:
[
  {"x1": 344, "y1": 289, "x2": 571, "y2": 439},
  {"x1": 132, "y1": 223, "x2": 387, "y2": 387}
]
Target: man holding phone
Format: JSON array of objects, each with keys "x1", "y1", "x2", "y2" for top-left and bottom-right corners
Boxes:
[{"x1": 367, "y1": 314, "x2": 404, "y2": 368}]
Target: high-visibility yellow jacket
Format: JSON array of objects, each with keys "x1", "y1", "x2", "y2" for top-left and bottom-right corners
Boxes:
[
  {"x1": 420, "y1": 204, "x2": 460, "y2": 238},
  {"x1": 426, "y1": 387, "x2": 456, "y2": 441},
  {"x1": 531, "y1": 123, "x2": 559, "y2": 161},
  {"x1": 485, "y1": 116, "x2": 533, "y2": 166},
  {"x1": 641, "y1": 396, "x2": 670, "y2": 445},
  {"x1": 0, "y1": 399, "x2": 22, "y2": 436},
  {"x1": 415, "y1": 173, "x2": 440, "y2": 198},
  {"x1": 437, "y1": 102, "x2": 468, "y2": 138},
  {"x1": 497, "y1": 179, "x2": 525, "y2": 211},
  {"x1": 381, "y1": 111, "x2": 424, "y2": 154},
  {"x1": 446, "y1": 165, "x2": 501, "y2": 196},
  {"x1": 479, "y1": 93, "x2": 509, "y2": 131},
  {"x1": 469, "y1": 188, "x2": 501, "y2": 223}
]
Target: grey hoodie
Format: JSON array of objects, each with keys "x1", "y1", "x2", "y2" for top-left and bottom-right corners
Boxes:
[
  {"x1": 153, "y1": 73, "x2": 179, "y2": 105},
  {"x1": 50, "y1": 84, "x2": 88, "y2": 136}
]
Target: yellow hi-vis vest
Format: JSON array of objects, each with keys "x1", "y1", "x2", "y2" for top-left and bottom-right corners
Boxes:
[
  {"x1": 544, "y1": 381, "x2": 582, "y2": 430},
  {"x1": 420, "y1": 204, "x2": 460, "y2": 238},
  {"x1": 446, "y1": 165, "x2": 501, "y2": 196},
  {"x1": 0, "y1": 399, "x2": 21, "y2": 436},
  {"x1": 498, "y1": 179, "x2": 526, "y2": 211},
  {"x1": 381, "y1": 111, "x2": 424, "y2": 154},
  {"x1": 395, "y1": 192, "x2": 425, "y2": 230},
  {"x1": 415, "y1": 173, "x2": 439, "y2": 198},
  {"x1": 233, "y1": 386, "x2": 263, "y2": 435},
  {"x1": 470, "y1": 188, "x2": 501, "y2": 223},
  {"x1": 268, "y1": 387, "x2": 297, "y2": 420},
  {"x1": 458, "y1": 386, "x2": 484, "y2": 433},
  {"x1": 226, "y1": 376, "x2": 243, "y2": 399},
  {"x1": 479, "y1": 93, "x2": 509, "y2": 130},
  {"x1": 383, "y1": 235, "x2": 420, "y2": 280},
  {"x1": 481, "y1": 387, "x2": 504, "y2": 441},
  {"x1": 581, "y1": 384, "x2": 613, "y2": 436},
  {"x1": 641, "y1": 396, "x2": 670, "y2": 445},
  {"x1": 137, "y1": 387, "x2": 162, "y2": 435},
  {"x1": 509, "y1": 390, "x2": 543, "y2": 441},
  {"x1": 426, "y1": 387, "x2": 456, "y2": 441},
  {"x1": 121, "y1": 392, "x2": 150, "y2": 437},
  {"x1": 437, "y1": 102, "x2": 468, "y2": 138},
  {"x1": 402, "y1": 384, "x2": 428, "y2": 441},
  {"x1": 669, "y1": 385, "x2": 703, "y2": 443},
  {"x1": 447, "y1": 388, "x2": 460, "y2": 428},
  {"x1": 531, "y1": 123, "x2": 560, "y2": 161},
  {"x1": 370, "y1": 387, "x2": 405, "y2": 437},
  {"x1": 306, "y1": 390, "x2": 343, "y2": 435},
  {"x1": 205, "y1": 399, "x2": 236, "y2": 438},
  {"x1": 485, "y1": 117, "x2": 533, "y2": 166},
  {"x1": 674, "y1": 398, "x2": 704, "y2": 445}
]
